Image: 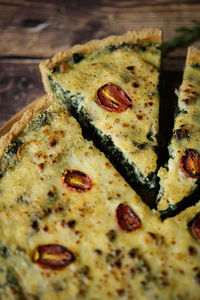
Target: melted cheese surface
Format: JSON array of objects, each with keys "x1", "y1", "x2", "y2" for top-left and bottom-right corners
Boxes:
[
  {"x1": 162, "y1": 202, "x2": 200, "y2": 299},
  {"x1": 52, "y1": 45, "x2": 160, "y2": 177},
  {"x1": 0, "y1": 103, "x2": 162, "y2": 299},
  {"x1": 0, "y1": 102, "x2": 199, "y2": 300},
  {"x1": 0, "y1": 103, "x2": 200, "y2": 299}
]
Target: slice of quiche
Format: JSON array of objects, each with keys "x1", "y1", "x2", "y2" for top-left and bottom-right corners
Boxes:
[
  {"x1": 40, "y1": 28, "x2": 162, "y2": 191},
  {"x1": 157, "y1": 46, "x2": 200, "y2": 215},
  {"x1": 161, "y1": 201, "x2": 200, "y2": 299}
]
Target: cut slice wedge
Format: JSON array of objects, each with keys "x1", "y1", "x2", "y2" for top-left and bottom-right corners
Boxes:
[
  {"x1": 157, "y1": 46, "x2": 200, "y2": 215},
  {"x1": 40, "y1": 28, "x2": 162, "y2": 192}
]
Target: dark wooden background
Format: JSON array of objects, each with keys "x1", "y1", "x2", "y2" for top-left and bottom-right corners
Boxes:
[{"x1": 0, "y1": 0, "x2": 200, "y2": 128}]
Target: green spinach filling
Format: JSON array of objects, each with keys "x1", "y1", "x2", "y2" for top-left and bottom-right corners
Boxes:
[
  {"x1": 28, "y1": 110, "x2": 52, "y2": 131},
  {"x1": 0, "y1": 110, "x2": 53, "y2": 180},
  {"x1": 106, "y1": 42, "x2": 160, "y2": 53},
  {"x1": 191, "y1": 64, "x2": 200, "y2": 70},
  {"x1": 0, "y1": 139, "x2": 23, "y2": 178}
]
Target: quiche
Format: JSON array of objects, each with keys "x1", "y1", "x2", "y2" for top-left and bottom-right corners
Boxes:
[
  {"x1": 40, "y1": 28, "x2": 162, "y2": 191},
  {"x1": 1, "y1": 95, "x2": 200, "y2": 299},
  {"x1": 1, "y1": 28, "x2": 200, "y2": 299},
  {"x1": 157, "y1": 46, "x2": 200, "y2": 215}
]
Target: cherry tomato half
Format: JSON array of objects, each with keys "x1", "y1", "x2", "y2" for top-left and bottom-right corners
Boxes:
[
  {"x1": 180, "y1": 149, "x2": 200, "y2": 178},
  {"x1": 62, "y1": 169, "x2": 93, "y2": 192},
  {"x1": 96, "y1": 83, "x2": 132, "y2": 112},
  {"x1": 33, "y1": 244, "x2": 75, "y2": 270},
  {"x1": 116, "y1": 203, "x2": 141, "y2": 232}
]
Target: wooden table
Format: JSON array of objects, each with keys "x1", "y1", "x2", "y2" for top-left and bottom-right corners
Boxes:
[{"x1": 0, "y1": 0, "x2": 200, "y2": 128}]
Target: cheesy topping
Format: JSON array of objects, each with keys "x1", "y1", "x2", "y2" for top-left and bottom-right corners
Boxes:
[
  {"x1": 0, "y1": 101, "x2": 200, "y2": 299},
  {"x1": 0, "y1": 103, "x2": 162, "y2": 299},
  {"x1": 157, "y1": 47, "x2": 200, "y2": 212},
  {"x1": 50, "y1": 43, "x2": 160, "y2": 183}
]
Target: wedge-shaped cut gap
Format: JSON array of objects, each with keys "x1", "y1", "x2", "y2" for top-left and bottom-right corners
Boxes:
[{"x1": 157, "y1": 46, "x2": 200, "y2": 215}]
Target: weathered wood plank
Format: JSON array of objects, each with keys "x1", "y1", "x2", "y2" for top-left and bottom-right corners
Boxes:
[
  {"x1": 0, "y1": 0, "x2": 200, "y2": 129},
  {"x1": 0, "y1": 0, "x2": 200, "y2": 58},
  {"x1": 0, "y1": 60, "x2": 43, "y2": 128}
]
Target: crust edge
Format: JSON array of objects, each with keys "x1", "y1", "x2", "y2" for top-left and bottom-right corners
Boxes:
[
  {"x1": 40, "y1": 28, "x2": 162, "y2": 95},
  {"x1": 186, "y1": 46, "x2": 200, "y2": 65},
  {"x1": 0, "y1": 95, "x2": 52, "y2": 160}
]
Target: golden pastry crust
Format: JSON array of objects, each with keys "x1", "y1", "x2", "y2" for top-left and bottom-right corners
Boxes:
[
  {"x1": 0, "y1": 95, "x2": 52, "y2": 159},
  {"x1": 40, "y1": 28, "x2": 162, "y2": 95},
  {"x1": 186, "y1": 46, "x2": 200, "y2": 65}
]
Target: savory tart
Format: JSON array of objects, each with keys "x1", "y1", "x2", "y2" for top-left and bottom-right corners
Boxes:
[
  {"x1": 1, "y1": 31, "x2": 200, "y2": 299},
  {"x1": 40, "y1": 28, "x2": 162, "y2": 191},
  {"x1": 157, "y1": 46, "x2": 200, "y2": 215},
  {"x1": 0, "y1": 96, "x2": 170, "y2": 299}
]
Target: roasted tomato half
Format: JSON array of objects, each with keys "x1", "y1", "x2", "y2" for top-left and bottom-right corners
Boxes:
[
  {"x1": 62, "y1": 169, "x2": 93, "y2": 192},
  {"x1": 180, "y1": 149, "x2": 200, "y2": 178},
  {"x1": 191, "y1": 213, "x2": 200, "y2": 241},
  {"x1": 96, "y1": 83, "x2": 132, "y2": 112},
  {"x1": 116, "y1": 203, "x2": 141, "y2": 232},
  {"x1": 33, "y1": 244, "x2": 75, "y2": 270}
]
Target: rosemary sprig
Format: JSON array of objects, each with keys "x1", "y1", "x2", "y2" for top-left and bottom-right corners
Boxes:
[{"x1": 162, "y1": 20, "x2": 200, "y2": 55}]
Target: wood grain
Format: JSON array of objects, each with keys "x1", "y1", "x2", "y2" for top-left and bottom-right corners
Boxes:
[
  {"x1": 0, "y1": 0, "x2": 200, "y2": 58},
  {"x1": 0, "y1": 60, "x2": 43, "y2": 128},
  {"x1": 0, "y1": 96, "x2": 44, "y2": 137},
  {"x1": 0, "y1": 0, "x2": 200, "y2": 130}
]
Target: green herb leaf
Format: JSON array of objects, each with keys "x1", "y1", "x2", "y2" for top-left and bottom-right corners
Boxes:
[{"x1": 163, "y1": 20, "x2": 200, "y2": 55}]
